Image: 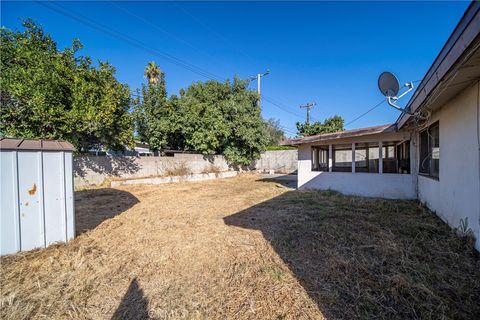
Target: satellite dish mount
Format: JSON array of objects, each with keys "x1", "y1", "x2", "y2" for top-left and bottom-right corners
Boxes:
[{"x1": 378, "y1": 72, "x2": 414, "y2": 115}]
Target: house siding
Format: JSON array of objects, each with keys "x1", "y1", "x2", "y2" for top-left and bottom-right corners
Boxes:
[{"x1": 416, "y1": 83, "x2": 480, "y2": 250}]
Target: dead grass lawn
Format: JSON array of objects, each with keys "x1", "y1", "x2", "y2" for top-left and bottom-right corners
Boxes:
[{"x1": 1, "y1": 175, "x2": 479, "y2": 319}]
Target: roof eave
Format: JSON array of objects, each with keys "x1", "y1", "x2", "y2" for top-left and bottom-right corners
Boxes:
[{"x1": 397, "y1": 1, "x2": 480, "y2": 129}]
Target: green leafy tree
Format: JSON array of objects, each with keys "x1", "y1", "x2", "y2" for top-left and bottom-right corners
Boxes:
[
  {"x1": 134, "y1": 63, "x2": 186, "y2": 151},
  {"x1": 133, "y1": 62, "x2": 173, "y2": 150},
  {"x1": 136, "y1": 72, "x2": 268, "y2": 166},
  {"x1": 177, "y1": 77, "x2": 269, "y2": 165},
  {"x1": 264, "y1": 118, "x2": 285, "y2": 145},
  {"x1": 296, "y1": 115, "x2": 344, "y2": 137},
  {"x1": 0, "y1": 20, "x2": 134, "y2": 151}
]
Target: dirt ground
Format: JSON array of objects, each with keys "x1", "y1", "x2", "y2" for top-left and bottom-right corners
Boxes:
[{"x1": 1, "y1": 174, "x2": 479, "y2": 319}]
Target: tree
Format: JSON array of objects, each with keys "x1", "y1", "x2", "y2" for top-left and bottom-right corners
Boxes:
[
  {"x1": 296, "y1": 115, "x2": 344, "y2": 137},
  {"x1": 0, "y1": 20, "x2": 134, "y2": 151},
  {"x1": 144, "y1": 61, "x2": 160, "y2": 85},
  {"x1": 135, "y1": 70, "x2": 268, "y2": 165},
  {"x1": 133, "y1": 62, "x2": 173, "y2": 150},
  {"x1": 264, "y1": 118, "x2": 285, "y2": 145},
  {"x1": 177, "y1": 77, "x2": 269, "y2": 165}
]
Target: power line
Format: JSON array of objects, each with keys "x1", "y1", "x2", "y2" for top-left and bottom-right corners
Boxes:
[
  {"x1": 131, "y1": 91, "x2": 298, "y2": 135},
  {"x1": 171, "y1": 2, "x2": 256, "y2": 62},
  {"x1": 344, "y1": 99, "x2": 385, "y2": 127},
  {"x1": 36, "y1": 0, "x2": 225, "y2": 81},
  {"x1": 107, "y1": 1, "x2": 218, "y2": 63},
  {"x1": 261, "y1": 95, "x2": 307, "y2": 120},
  {"x1": 279, "y1": 126, "x2": 297, "y2": 136},
  {"x1": 38, "y1": 0, "x2": 311, "y2": 131},
  {"x1": 170, "y1": 2, "x2": 308, "y2": 123},
  {"x1": 344, "y1": 79, "x2": 422, "y2": 127}
]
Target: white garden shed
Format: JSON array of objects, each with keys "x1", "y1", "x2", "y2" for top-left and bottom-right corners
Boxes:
[{"x1": 1, "y1": 138, "x2": 75, "y2": 255}]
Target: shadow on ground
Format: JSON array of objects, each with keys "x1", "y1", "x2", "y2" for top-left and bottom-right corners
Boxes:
[
  {"x1": 224, "y1": 190, "x2": 480, "y2": 319},
  {"x1": 258, "y1": 174, "x2": 297, "y2": 189},
  {"x1": 75, "y1": 188, "x2": 139, "y2": 236},
  {"x1": 111, "y1": 278, "x2": 149, "y2": 320}
]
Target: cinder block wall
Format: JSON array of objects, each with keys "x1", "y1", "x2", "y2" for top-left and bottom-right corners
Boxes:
[
  {"x1": 73, "y1": 150, "x2": 298, "y2": 188},
  {"x1": 73, "y1": 154, "x2": 230, "y2": 188},
  {"x1": 252, "y1": 150, "x2": 298, "y2": 173}
]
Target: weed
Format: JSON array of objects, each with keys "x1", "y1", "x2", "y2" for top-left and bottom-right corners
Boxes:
[
  {"x1": 263, "y1": 266, "x2": 285, "y2": 281},
  {"x1": 164, "y1": 162, "x2": 192, "y2": 177},
  {"x1": 201, "y1": 164, "x2": 222, "y2": 175}
]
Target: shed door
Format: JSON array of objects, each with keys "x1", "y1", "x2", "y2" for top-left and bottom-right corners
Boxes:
[
  {"x1": 43, "y1": 152, "x2": 67, "y2": 245},
  {"x1": 18, "y1": 152, "x2": 45, "y2": 251}
]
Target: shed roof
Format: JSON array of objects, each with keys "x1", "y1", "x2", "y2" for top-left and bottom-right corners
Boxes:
[
  {"x1": 281, "y1": 124, "x2": 396, "y2": 146},
  {"x1": 0, "y1": 138, "x2": 75, "y2": 151}
]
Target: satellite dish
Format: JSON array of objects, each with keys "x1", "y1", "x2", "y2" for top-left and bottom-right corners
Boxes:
[{"x1": 378, "y1": 72, "x2": 400, "y2": 97}]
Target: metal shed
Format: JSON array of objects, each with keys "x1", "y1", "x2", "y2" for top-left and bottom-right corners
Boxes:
[{"x1": 0, "y1": 138, "x2": 75, "y2": 255}]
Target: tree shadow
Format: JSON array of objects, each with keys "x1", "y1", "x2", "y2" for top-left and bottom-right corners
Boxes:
[
  {"x1": 75, "y1": 188, "x2": 140, "y2": 236},
  {"x1": 111, "y1": 278, "x2": 149, "y2": 320},
  {"x1": 223, "y1": 190, "x2": 480, "y2": 319},
  {"x1": 74, "y1": 155, "x2": 141, "y2": 178},
  {"x1": 258, "y1": 175, "x2": 297, "y2": 189}
]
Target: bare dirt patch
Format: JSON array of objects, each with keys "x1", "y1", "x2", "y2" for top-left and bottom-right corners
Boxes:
[{"x1": 1, "y1": 175, "x2": 479, "y2": 319}]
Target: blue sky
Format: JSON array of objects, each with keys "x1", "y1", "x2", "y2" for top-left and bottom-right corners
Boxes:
[{"x1": 1, "y1": 1, "x2": 470, "y2": 136}]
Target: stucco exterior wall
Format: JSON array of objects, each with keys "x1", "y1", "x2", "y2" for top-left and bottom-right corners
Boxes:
[
  {"x1": 297, "y1": 129, "x2": 416, "y2": 199},
  {"x1": 415, "y1": 83, "x2": 480, "y2": 250}
]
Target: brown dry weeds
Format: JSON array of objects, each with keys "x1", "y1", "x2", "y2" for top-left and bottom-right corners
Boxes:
[{"x1": 1, "y1": 174, "x2": 479, "y2": 320}]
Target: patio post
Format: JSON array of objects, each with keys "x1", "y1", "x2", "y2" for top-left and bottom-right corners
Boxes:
[
  {"x1": 328, "y1": 144, "x2": 333, "y2": 172},
  {"x1": 379, "y1": 141, "x2": 383, "y2": 174},
  {"x1": 351, "y1": 142, "x2": 356, "y2": 173}
]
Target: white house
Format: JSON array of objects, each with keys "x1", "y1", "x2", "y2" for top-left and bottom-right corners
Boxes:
[{"x1": 284, "y1": 2, "x2": 480, "y2": 250}]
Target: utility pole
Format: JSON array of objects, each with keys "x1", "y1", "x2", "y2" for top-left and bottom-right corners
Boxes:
[
  {"x1": 300, "y1": 102, "x2": 316, "y2": 124},
  {"x1": 247, "y1": 70, "x2": 269, "y2": 109}
]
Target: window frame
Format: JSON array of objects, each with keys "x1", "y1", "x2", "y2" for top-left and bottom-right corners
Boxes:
[
  {"x1": 418, "y1": 121, "x2": 440, "y2": 180},
  {"x1": 311, "y1": 146, "x2": 329, "y2": 172}
]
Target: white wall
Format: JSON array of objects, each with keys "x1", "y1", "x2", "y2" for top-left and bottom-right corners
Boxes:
[
  {"x1": 297, "y1": 129, "x2": 416, "y2": 199},
  {"x1": 416, "y1": 83, "x2": 480, "y2": 250}
]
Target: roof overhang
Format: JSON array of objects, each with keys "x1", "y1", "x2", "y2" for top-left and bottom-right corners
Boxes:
[
  {"x1": 397, "y1": 1, "x2": 480, "y2": 129},
  {"x1": 282, "y1": 124, "x2": 397, "y2": 146}
]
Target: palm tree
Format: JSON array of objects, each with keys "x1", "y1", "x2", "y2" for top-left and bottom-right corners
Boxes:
[{"x1": 144, "y1": 61, "x2": 160, "y2": 85}]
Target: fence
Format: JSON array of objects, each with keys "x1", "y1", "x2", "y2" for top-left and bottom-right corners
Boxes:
[{"x1": 73, "y1": 150, "x2": 297, "y2": 188}]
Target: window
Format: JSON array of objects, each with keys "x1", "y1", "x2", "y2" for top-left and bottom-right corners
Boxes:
[
  {"x1": 396, "y1": 141, "x2": 410, "y2": 174},
  {"x1": 419, "y1": 122, "x2": 439, "y2": 178},
  {"x1": 382, "y1": 144, "x2": 397, "y2": 173},
  {"x1": 333, "y1": 145, "x2": 352, "y2": 172},
  {"x1": 312, "y1": 146, "x2": 329, "y2": 171},
  {"x1": 354, "y1": 144, "x2": 368, "y2": 172},
  {"x1": 311, "y1": 141, "x2": 411, "y2": 174}
]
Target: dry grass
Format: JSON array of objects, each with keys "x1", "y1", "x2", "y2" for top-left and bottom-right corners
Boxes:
[
  {"x1": 1, "y1": 175, "x2": 479, "y2": 319},
  {"x1": 201, "y1": 164, "x2": 222, "y2": 175},
  {"x1": 164, "y1": 162, "x2": 192, "y2": 177}
]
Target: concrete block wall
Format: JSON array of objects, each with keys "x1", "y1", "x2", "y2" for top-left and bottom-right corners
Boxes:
[
  {"x1": 73, "y1": 150, "x2": 298, "y2": 188},
  {"x1": 252, "y1": 150, "x2": 298, "y2": 173},
  {"x1": 73, "y1": 154, "x2": 231, "y2": 188}
]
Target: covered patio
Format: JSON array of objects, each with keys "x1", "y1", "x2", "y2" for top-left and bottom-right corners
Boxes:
[{"x1": 285, "y1": 124, "x2": 416, "y2": 199}]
